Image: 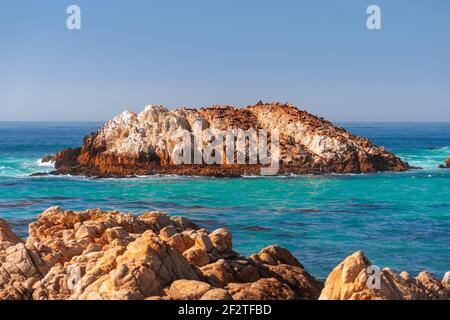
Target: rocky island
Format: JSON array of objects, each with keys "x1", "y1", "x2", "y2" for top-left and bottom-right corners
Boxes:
[
  {"x1": 40, "y1": 102, "x2": 408, "y2": 177},
  {"x1": 1, "y1": 207, "x2": 448, "y2": 300},
  {"x1": 439, "y1": 157, "x2": 450, "y2": 169}
]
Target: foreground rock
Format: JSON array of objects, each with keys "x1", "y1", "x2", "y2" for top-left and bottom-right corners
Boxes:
[
  {"x1": 319, "y1": 251, "x2": 450, "y2": 300},
  {"x1": 0, "y1": 208, "x2": 322, "y2": 300},
  {"x1": 41, "y1": 102, "x2": 408, "y2": 177},
  {"x1": 1, "y1": 209, "x2": 448, "y2": 300}
]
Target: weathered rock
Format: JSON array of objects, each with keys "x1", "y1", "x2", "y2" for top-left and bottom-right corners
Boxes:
[
  {"x1": 319, "y1": 251, "x2": 450, "y2": 300},
  {"x1": 199, "y1": 288, "x2": 232, "y2": 300},
  {"x1": 183, "y1": 246, "x2": 210, "y2": 267},
  {"x1": 168, "y1": 280, "x2": 211, "y2": 300},
  {"x1": 209, "y1": 228, "x2": 232, "y2": 254},
  {"x1": 442, "y1": 272, "x2": 450, "y2": 291},
  {"x1": 41, "y1": 103, "x2": 408, "y2": 177},
  {"x1": 0, "y1": 219, "x2": 42, "y2": 300},
  {"x1": 2, "y1": 208, "x2": 448, "y2": 300},
  {"x1": 226, "y1": 278, "x2": 297, "y2": 300},
  {"x1": 0, "y1": 218, "x2": 22, "y2": 244},
  {"x1": 1, "y1": 207, "x2": 323, "y2": 300},
  {"x1": 250, "y1": 245, "x2": 303, "y2": 268}
]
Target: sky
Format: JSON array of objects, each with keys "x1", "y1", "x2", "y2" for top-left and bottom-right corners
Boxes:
[{"x1": 0, "y1": 0, "x2": 449, "y2": 122}]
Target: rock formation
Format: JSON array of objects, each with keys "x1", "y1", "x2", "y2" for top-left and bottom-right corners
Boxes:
[
  {"x1": 1, "y1": 208, "x2": 448, "y2": 300},
  {"x1": 439, "y1": 157, "x2": 450, "y2": 169},
  {"x1": 0, "y1": 207, "x2": 322, "y2": 300},
  {"x1": 40, "y1": 103, "x2": 408, "y2": 177},
  {"x1": 319, "y1": 251, "x2": 450, "y2": 300}
]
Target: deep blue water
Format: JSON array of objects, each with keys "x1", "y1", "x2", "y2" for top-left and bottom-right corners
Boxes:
[{"x1": 0, "y1": 121, "x2": 449, "y2": 279}]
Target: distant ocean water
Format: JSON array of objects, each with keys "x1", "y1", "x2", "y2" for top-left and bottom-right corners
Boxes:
[{"x1": 0, "y1": 121, "x2": 449, "y2": 279}]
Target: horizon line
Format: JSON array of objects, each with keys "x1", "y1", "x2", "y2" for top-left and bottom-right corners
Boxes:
[{"x1": 1, "y1": 120, "x2": 450, "y2": 124}]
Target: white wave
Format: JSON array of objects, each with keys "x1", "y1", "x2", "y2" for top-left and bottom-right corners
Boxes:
[{"x1": 36, "y1": 159, "x2": 55, "y2": 168}]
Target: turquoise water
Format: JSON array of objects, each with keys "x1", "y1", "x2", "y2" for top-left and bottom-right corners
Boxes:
[{"x1": 0, "y1": 122, "x2": 449, "y2": 279}]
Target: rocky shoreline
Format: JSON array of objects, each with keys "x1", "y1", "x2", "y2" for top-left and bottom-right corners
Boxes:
[
  {"x1": 1, "y1": 207, "x2": 448, "y2": 300},
  {"x1": 39, "y1": 102, "x2": 408, "y2": 177}
]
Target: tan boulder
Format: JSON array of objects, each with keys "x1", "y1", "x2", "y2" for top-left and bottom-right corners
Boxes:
[
  {"x1": 0, "y1": 223, "x2": 42, "y2": 300},
  {"x1": 226, "y1": 278, "x2": 297, "y2": 300},
  {"x1": 319, "y1": 251, "x2": 450, "y2": 300},
  {"x1": 165, "y1": 232, "x2": 195, "y2": 253},
  {"x1": 416, "y1": 271, "x2": 449, "y2": 300},
  {"x1": 250, "y1": 245, "x2": 303, "y2": 268},
  {"x1": 167, "y1": 280, "x2": 214, "y2": 300},
  {"x1": 442, "y1": 272, "x2": 450, "y2": 291},
  {"x1": 199, "y1": 288, "x2": 232, "y2": 300},
  {"x1": 209, "y1": 228, "x2": 232, "y2": 254},
  {"x1": 0, "y1": 218, "x2": 21, "y2": 244},
  {"x1": 70, "y1": 230, "x2": 199, "y2": 300},
  {"x1": 183, "y1": 246, "x2": 210, "y2": 267}
]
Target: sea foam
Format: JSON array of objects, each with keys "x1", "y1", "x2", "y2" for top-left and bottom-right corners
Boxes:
[{"x1": 36, "y1": 159, "x2": 55, "y2": 168}]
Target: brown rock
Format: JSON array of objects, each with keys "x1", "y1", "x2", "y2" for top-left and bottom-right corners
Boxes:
[
  {"x1": 209, "y1": 228, "x2": 232, "y2": 254},
  {"x1": 199, "y1": 288, "x2": 232, "y2": 300},
  {"x1": 167, "y1": 280, "x2": 213, "y2": 300},
  {"x1": 0, "y1": 220, "x2": 42, "y2": 300},
  {"x1": 250, "y1": 245, "x2": 303, "y2": 268},
  {"x1": 199, "y1": 245, "x2": 323, "y2": 300},
  {"x1": 183, "y1": 246, "x2": 210, "y2": 267},
  {"x1": 0, "y1": 219, "x2": 21, "y2": 244},
  {"x1": 166, "y1": 232, "x2": 195, "y2": 253},
  {"x1": 166, "y1": 280, "x2": 233, "y2": 300},
  {"x1": 226, "y1": 278, "x2": 297, "y2": 300},
  {"x1": 416, "y1": 271, "x2": 450, "y2": 300}
]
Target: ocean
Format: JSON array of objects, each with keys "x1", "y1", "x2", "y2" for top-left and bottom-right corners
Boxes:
[{"x1": 0, "y1": 121, "x2": 449, "y2": 279}]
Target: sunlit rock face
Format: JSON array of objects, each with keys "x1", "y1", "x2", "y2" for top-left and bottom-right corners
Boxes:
[
  {"x1": 0, "y1": 207, "x2": 323, "y2": 300},
  {"x1": 319, "y1": 251, "x2": 450, "y2": 300},
  {"x1": 41, "y1": 102, "x2": 408, "y2": 177},
  {"x1": 1, "y1": 208, "x2": 449, "y2": 300}
]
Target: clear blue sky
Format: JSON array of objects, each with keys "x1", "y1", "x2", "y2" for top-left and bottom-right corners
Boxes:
[{"x1": 1, "y1": 0, "x2": 449, "y2": 121}]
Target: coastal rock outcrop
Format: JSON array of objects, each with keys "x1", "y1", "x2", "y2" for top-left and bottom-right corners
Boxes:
[
  {"x1": 319, "y1": 251, "x2": 450, "y2": 300},
  {"x1": 0, "y1": 207, "x2": 323, "y2": 300},
  {"x1": 41, "y1": 103, "x2": 408, "y2": 177},
  {"x1": 0, "y1": 219, "x2": 42, "y2": 300},
  {"x1": 1, "y1": 209, "x2": 448, "y2": 300}
]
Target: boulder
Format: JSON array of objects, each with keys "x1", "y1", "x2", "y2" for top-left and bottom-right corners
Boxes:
[
  {"x1": 0, "y1": 219, "x2": 42, "y2": 300},
  {"x1": 319, "y1": 251, "x2": 449, "y2": 300}
]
